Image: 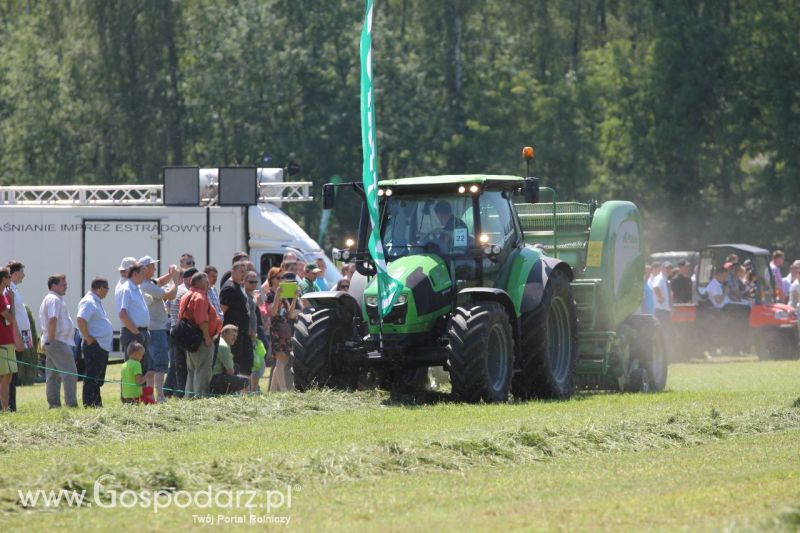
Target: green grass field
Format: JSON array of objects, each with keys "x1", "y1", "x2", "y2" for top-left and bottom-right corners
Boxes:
[{"x1": 1, "y1": 358, "x2": 799, "y2": 531}]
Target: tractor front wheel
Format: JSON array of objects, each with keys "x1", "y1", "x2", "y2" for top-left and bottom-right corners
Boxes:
[
  {"x1": 512, "y1": 270, "x2": 578, "y2": 400},
  {"x1": 448, "y1": 301, "x2": 514, "y2": 403},
  {"x1": 292, "y1": 307, "x2": 358, "y2": 391},
  {"x1": 758, "y1": 327, "x2": 800, "y2": 361}
]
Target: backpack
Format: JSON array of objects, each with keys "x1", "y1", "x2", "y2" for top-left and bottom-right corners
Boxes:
[{"x1": 172, "y1": 292, "x2": 204, "y2": 352}]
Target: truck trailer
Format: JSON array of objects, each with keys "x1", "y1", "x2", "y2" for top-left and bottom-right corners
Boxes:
[{"x1": 0, "y1": 168, "x2": 339, "y2": 353}]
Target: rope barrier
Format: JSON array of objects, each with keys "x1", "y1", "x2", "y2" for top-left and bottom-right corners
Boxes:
[{"x1": 0, "y1": 353, "x2": 255, "y2": 400}]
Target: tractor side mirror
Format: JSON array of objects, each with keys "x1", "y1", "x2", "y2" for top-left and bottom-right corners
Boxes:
[
  {"x1": 524, "y1": 177, "x2": 540, "y2": 204},
  {"x1": 323, "y1": 183, "x2": 335, "y2": 210}
]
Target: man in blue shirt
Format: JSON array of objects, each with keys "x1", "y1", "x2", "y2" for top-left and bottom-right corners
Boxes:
[
  {"x1": 76, "y1": 277, "x2": 113, "y2": 407},
  {"x1": 117, "y1": 263, "x2": 152, "y2": 390}
]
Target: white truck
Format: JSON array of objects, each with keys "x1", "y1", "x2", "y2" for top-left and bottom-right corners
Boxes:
[{"x1": 0, "y1": 168, "x2": 339, "y2": 352}]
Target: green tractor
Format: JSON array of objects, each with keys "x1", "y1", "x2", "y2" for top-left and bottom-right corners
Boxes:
[{"x1": 293, "y1": 150, "x2": 666, "y2": 402}]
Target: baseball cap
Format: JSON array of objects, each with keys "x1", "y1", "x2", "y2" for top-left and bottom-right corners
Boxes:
[
  {"x1": 662, "y1": 261, "x2": 674, "y2": 269},
  {"x1": 138, "y1": 255, "x2": 159, "y2": 267},
  {"x1": 677, "y1": 259, "x2": 688, "y2": 267},
  {"x1": 305, "y1": 262, "x2": 322, "y2": 273},
  {"x1": 723, "y1": 262, "x2": 733, "y2": 269},
  {"x1": 182, "y1": 267, "x2": 198, "y2": 278},
  {"x1": 118, "y1": 257, "x2": 137, "y2": 271}
]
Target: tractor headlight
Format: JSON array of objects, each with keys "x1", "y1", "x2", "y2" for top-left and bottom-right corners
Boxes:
[
  {"x1": 774, "y1": 310, "x2": 789, "y2": 320},
  {"x1": 366, "y1": 296, "x2": 378, "y2": 307},
  {"x1": 396, "y1": 294, "x2": 407, "y2": 305}
]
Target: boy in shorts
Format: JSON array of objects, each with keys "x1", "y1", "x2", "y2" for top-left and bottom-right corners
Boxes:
[{"x1": 120, "y1": 342, "x2": 155, "y2": 404}]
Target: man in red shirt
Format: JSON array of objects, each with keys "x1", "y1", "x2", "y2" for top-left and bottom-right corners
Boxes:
[
  {"x1": 179, "y1": 272, "x2": 221, "y2": 397},
  {"x1": 0, "y1": 268, "x2": 18, "y2": 411}
]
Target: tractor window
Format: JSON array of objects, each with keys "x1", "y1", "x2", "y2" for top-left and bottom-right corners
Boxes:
[
  {"x1": 381, "y1": 195, "x2": 473, "y2": 259},
  {"x1": 479, "y1": 192, "x2": 515, "y2": 246}
]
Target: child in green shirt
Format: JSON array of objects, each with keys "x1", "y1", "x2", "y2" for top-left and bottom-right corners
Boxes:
[{"x1": 120, "y1": 342, "x2": 154, "y2": 404}]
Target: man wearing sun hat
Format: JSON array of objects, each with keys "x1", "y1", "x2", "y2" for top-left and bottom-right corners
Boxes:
[
  {"x1": 298, "y1": 262, "x2": 322, "y2": 295},
  {"x1": 114, "y1": 257, "x2": 137, "y2": 314}
]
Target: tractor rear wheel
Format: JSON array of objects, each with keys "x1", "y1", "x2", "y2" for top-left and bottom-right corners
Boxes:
[
  {"x1": 292, "y1": 307, "x2": 358, "y2": 391},
  {"x1": 512, "y1": 269, "x2": 578, "y2": 400},
  {"x1": 758, "y1": 327, "x2": 800, "y2": 361},
  {"x1": 627, "y1": 314, "x2": 668, "y2": 392},
  {"x1": 448, "y1": 301, "x2": 514, "y2": 403}
]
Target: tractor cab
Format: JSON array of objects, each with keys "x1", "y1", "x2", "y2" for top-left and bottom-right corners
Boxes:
[{"x1": 376, "y1": 176, "x2": 524, "y2": 290}]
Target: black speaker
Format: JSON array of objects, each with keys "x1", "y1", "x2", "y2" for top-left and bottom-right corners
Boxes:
[
  {"x1": 163, "y1": 166, "x2": 200, "y2": 206},
  {"x1": 218, "y1": 167, "x2": 258, "y2": 206}
]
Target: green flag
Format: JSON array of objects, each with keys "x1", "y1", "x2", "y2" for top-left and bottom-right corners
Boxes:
[{"x1": 360, "y1": 0, "x2": 403, "y2": 317}]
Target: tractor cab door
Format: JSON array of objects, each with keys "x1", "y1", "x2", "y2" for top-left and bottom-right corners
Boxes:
[{"x1": 476, "y1": 191, "x2": 517, "y2": 287}]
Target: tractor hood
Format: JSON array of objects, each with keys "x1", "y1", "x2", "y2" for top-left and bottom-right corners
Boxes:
[{"x1": 363, "y1": 254, "x2": 454, "y2": 332}]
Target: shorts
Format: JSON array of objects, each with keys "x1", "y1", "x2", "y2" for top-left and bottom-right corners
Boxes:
[
  {"x1": 147, "y1": 330, "x2": 170, "y2": 373},
  {"x1": 0, "y1": 344, "x2": 17, "y2": 375}
]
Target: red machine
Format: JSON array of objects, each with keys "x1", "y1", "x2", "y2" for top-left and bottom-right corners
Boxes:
[{"x1": 669, "y1": 244, "x2": 798, "y2": 360}]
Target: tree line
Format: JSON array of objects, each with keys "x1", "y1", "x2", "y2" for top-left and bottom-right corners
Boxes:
[{"x1": 0, "y1": 0, "x2": 798, "y2": 257}]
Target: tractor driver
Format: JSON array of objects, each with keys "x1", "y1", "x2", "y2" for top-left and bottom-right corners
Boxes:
[
  {"x1": 434, "y1": 201, "x2": 468, "y2": 233},
  {"x1": 424, "y1": 201, "x2": 469, "y2": 254}
]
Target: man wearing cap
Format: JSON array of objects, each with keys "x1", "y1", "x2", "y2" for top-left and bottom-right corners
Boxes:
[
  {"x1": 117, "y1": 263, "x2": 153, "y2": 396},
  {"x1": 651, "y1": 261, "x2": 672, "y2": 324},
  {"x1": 299, "y1": 263, "x2": 322, "y2": 295},
  {"x1": 139, "y1": 256, "x2": 180, "y2": 402},
  {"x1": 114, "y1": 257, "x2": 137, "y2": 314},
  {"x1": 670, "y1": 259, "x2": 693, "y2": 304},
  {"x1": 165, "y1": 267, "x2": 197, "y2": 398},
  {"x1": 314, "y1": 258, "x2": 329, "y2": 291}
]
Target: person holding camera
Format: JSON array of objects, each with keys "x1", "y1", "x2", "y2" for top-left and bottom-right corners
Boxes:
[{"x1": 268, "y1": 272, "x2": 298, "y2": 392}]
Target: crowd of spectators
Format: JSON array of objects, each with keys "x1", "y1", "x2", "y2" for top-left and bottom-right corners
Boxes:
[
  {"x1": 640, "y1": 249, "x2": 800, "y2": 321},
  {"x1": 0, "y1": 251, "x2": 355, "y2": 412}
]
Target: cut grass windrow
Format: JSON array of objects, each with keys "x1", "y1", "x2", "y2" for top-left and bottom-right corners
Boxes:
[
  {"x1": 3, "y1": 403, "x2": 798, "y2": 515},
  {"x1": 0, "y1": 389, "x2": 388, "y2": 454}
]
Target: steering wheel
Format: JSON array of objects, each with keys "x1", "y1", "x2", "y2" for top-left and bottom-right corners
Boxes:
[{"x1": 420, "y1": 229, "x2": 451, "y2": 246}]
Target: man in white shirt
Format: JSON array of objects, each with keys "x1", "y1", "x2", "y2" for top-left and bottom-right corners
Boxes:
[
  {"x1": 706, "y1": 266, "x2": 730, "y2": 310},
  {"x1": 651, "y1": 261, "x2": 673, "y2": 324},
  {"x1": 788, "y1": 260, "x2": 800, "y2": 310},
  {"x1": 39, "y1": 274, "x2": 77, "y2": 408}
]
